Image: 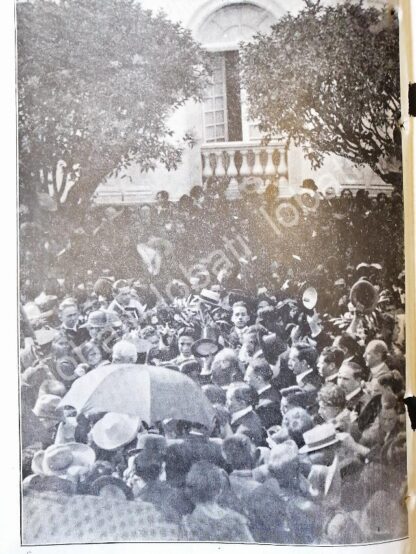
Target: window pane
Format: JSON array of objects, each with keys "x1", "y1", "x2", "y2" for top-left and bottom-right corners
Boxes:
[
  {"x1": 214, "y1": 83, "x2": 224, "y2": 95},
  {"x1": 204, "y1": 98, "x2": 214, "y2": 111},
  {"x1": 215, "y1": 97, "x2": 224, "y2": 110},
  {"x1": 205, "y1": 112, "x2": 215, "y2": 125},
  {"x1": 206, "y1": 126, "x2": 215, "y2": 140},
  {"x1": 216, "y1": 125, "x2": 225, "y2": 136},
  {"x1": 215, "y1": 111, "x2": 224, "y2": 123}
]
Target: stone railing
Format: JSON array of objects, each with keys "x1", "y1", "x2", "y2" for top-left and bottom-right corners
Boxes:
[{"x1": 201, "y1": 140, "x2": 289, "y2": 199}]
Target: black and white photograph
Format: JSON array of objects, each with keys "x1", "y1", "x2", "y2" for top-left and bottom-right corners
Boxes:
[{"x1": 17, "y1": 0, "x2": 409, "y2": 546}]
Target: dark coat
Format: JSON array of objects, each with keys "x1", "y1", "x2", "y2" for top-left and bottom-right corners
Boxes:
[
  {"x1": 231, "y1": 409, "x2": 266, "y2": 446},
  {"x1": 255, "y1": 386, "x2": 282, "y2": 429}
]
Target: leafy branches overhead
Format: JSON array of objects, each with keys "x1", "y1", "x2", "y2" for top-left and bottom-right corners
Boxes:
[
  {"x1": 239, "y1": 0, "x2": 402, "y2": 187},
  {"x1": 17, "y1": 0, "x2": 210, "y2": 205}
]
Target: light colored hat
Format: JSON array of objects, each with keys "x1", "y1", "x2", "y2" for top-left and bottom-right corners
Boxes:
[
  {"x1": 81, "y1": 310, "x2": 107, "y2": 328},
  {"x1": 199, "y1": 289, "x2": 221, "y2": 306},
  {"x1": 32, "y1": 443, "x2": 96, "y2": 477},
  {"x1": 32, "y1": 394, "x2": 63, "y2": 420},
  {"x1": 299, "y1": 423, "x2": 340, "y2": 454},
  {"x1": 35, "y1": 328, "x2": 57, "y2": 347},
  {"x1": 91, "y1": 413, "x2": 141, "y2": 451}
]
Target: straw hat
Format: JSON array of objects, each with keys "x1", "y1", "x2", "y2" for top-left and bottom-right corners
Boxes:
[
  {"x1": 299, "y1": 423, "x2": 340, "y2": 454},
  {"x1": 32, "y1": 443, "x2": 95, "y2": 478}
]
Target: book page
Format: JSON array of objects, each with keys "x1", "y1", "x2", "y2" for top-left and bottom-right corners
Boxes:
[{"x1": 1, "y1": 0, "x2": 414, "y2": 552}]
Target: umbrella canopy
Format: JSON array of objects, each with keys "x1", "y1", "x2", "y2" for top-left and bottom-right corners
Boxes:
[{"x1": 59, "y1": 364, "x2": 215, "y2": 430}]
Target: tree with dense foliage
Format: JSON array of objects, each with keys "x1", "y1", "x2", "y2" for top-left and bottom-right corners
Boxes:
[
  {"x1": 239, "y1": 0, "x2": 402, "y2": 187},
  {"x1": 17, "y1": 0, "x2": 209, "y2": 209}
]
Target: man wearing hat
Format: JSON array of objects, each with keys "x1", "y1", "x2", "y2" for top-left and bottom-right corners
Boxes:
[
  {"x1": 108, "y1": 280, "x2": 144, "y2": 328},
  {"x1": 227, "y1": 383, "x2": 266, "y2": 446},
  {"x1": 58, "y1": 298, "x2": 89, "y2": 347}
]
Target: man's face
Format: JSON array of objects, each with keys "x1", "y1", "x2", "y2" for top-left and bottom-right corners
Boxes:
[
  {"x1": 244, "y1": 365, "x2": 261, "y2": 390},
  {"x1": 86, "y1": 345, "x2": 102, "y2": 367},
  {"x1": 337, "y1": 366, "x2": 360, "y2": 395},
  {"x1": 317, "y1": 355, "x2": 335, "y2": 379},
  {"x1": 288, "y1": 348, "x2": 304, "y2": 375},
  {"x1": 242, "y1": 333, "x2": 258, "y2": 356},
  {"x1": 226, "y1": 390, "x2": 242, "y2": 414},
  {"x1": 116, "y1": 287, "x2": 131, "y2": 307},
  {"x1": 232, "y1": 306, "x2": 249, "y2": 329},
  {"x1": 363, "y1": 345, "x2": 381, "y2": 369},
  {"x1": 178, "y1": 336, "x2": 193, "y2": 357},
  {"x1": 61, "y1": 306, "x2": 79, "y2": 329}
]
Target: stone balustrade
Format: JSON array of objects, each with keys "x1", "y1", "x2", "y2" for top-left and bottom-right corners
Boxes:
[{"x1": 201, "y1": 140, "x2": 289, "y2": 198}]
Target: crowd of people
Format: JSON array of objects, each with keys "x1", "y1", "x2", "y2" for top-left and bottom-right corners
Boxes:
[{"x1": 19, "y1": 180, "x2": 407, "y2": 544}]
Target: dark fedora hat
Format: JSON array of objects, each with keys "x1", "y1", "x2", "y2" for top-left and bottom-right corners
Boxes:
[{"x1": 301, "y1": 179, "x2": 318, "y2": 192}]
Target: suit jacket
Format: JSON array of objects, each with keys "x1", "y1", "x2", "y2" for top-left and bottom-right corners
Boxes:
[
  {"x1": 59, "y1": 324, "x2": 90, "y2": 347},
  {"x1": 231, "y1": 409, "x2": 266, "y2": 446}
]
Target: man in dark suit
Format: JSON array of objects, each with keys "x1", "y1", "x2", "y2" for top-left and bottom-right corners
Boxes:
[
  {"x1": 337, "y1": 362, "x2": 367, "y2": 415},
  {"x1": 288, "y1": 343, "x2": 322, "y2": 398},
  {"x1": 244, "y1": 358, "x2": 281, "y2": 429},
  {"x1": 226, "y1": 382, "x2": 266, "y2": 446}
]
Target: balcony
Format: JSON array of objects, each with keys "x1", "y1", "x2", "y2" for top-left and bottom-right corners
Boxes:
[{"x1": 201, "y1": 140, "x2": 290, "y2": 199}]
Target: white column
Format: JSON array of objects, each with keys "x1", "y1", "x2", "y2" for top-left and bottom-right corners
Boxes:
[
  {"x1": 264, "y1": 147, "x2": 276, "y2": 177},
  {"x1": 215, "y1": 151, "x2": 226, "y2": 178},
  {"x1": 277, "y1": 145, "x2": 289, "y2": 187},
  {"x1": 226, "y1": 149, "x2": 240, "y2": 200},
  {"x1": 239, "y1": 149, "x2": 250, "y2": 178},
  {"x1": 252, "y1": 148, "x2": 263, "y2": 177},
  {"x1": 202, "y1": 151, "x2": 212, "y2": 180}
]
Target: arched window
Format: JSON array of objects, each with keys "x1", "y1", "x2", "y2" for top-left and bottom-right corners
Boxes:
[{"x1": 196, "y1": 3, "x2": 277, "y2": 144}]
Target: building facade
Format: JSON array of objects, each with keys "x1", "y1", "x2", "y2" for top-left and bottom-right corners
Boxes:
[{"x1": 92, "y1": 0, "x2": 392, "y2": 205}]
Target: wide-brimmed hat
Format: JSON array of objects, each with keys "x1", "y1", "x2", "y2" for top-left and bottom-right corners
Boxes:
[
  {"x1": 32, "y1": 394, "x2": 63, "y2": 421},
  {"x1": 81, "y1": 310, "x2": 107, "y2": 328},
  {"x1": 299, "y1": 423, "x2": 340, "y2": 454},
  {"x1": 35, "y1": 328, "x2": 57, "y2": 347},
  {"x1": 191, "y1": 338, "x2": 219, "y2": 359},
  {"x1": 32, "y1": 443, "x2": 96, "y2": 477},
  {"x1": 91, "y1": 413, "x2": 142, "y2": 451}
]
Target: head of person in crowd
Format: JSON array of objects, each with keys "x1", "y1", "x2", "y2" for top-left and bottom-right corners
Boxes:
[
  {"x1": 222, "y1": 434, "x2": 257, "y2": 470},
  {"x1": 231, "y1": 302, "x2": 250, "y2": 329},
  {"x1": 165, "y1": 442, "x2": 194, "y2": 488},
  {"x1": 317, "y1": 347, "x2": 344, "y2": 381},
  {"x1": 317, "y1": 383, "x2": 347, "y2": 422},
  {"x1": 58, "y1": 299, "x2": 80, "y2": 330},
  {"x1": 83, "y1": 310, "x2": 107, "y2": 341},
  {"x1": 282, "y1": 390, "x2": 309, "y2": 421},
  {"x1": 241, "y1": 327, "x2": 261, "y2": 357},
  {"x1": 156, "y1": 190, "x2": 170, "y2": 208},
  {"x1": 288, "y1": 343, "x2": 318, "y2": 375},
  {"x1": 364, "y1": 339, "x2": 388, "y2": 370},
  {"x1": 185, "y1": 461, "x2": 222, "y2": 505},
  {"x1": 112, "y1": 280, "x2": 132, "y2": 307},
  {"x1": 226, "y1": 382, "x2": 257, "y2": 414},
  {"x1": 78, "y1": 341, "x2": 103, "y2": 369},
  {"x1": 112, "y1": 340, "x2": 137, "y2": 364},
  {"x1": 333, "y1": 332, "x2": 361, "y2": 361},
  {"x1": 375, "y1": 370, "x2": 405, "y2": 399},
  {"x1": 51, "y1": 333, "x2": 73, "y2": 358},
  {"x1": 177, "y1": 328, "x2": 195, "y2": 359},
  {"x1": 180, "y1": 360, "x2": 202, "y2": 383},
  {"x1": 337, "y1": 362, "x2": 363, "y2": 395},
  {"x1": 189, "y1": 185, "x2": 204, "y2": 205},
  {"x1": 378, "y1": 391, "x2": 400, "y2": 436},
  {"x1": 211, "y1": 349, "x2": 242, "y2": 387},
  {"x1": 268, "y1": 440, "x2": 300, "y2": 488},
  {"x1": 300, "y1": 423, "x2": 341, "y2": 466},
  {"x1": 280, "y1": 407, "x2": 314, "y2": 448},
  {"x1": 133, "y1": 449, "x2": 162, "y2": 484},
  {"x1": 202, "y1": 384, "x2": 227, "y2": 406},
  {"x1": 55, "y1": 356, "x2": 77, "y2": 383},
  {"x1": 244, "y1": 358, "x2": 273, "y2": 392}
]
